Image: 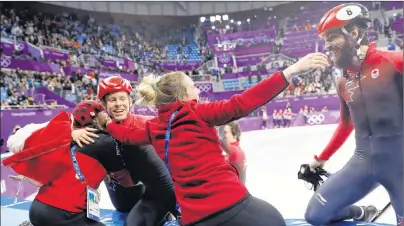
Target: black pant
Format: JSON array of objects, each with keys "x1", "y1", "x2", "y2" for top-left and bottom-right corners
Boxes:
[
  {"x1": 190, "y1": 194, "x2": 285, "y2": 226},
  {"x1": 29, "y1": 199, "x2": 105, "y2": 226},
  {"x1": 105, "y1": 181, "x2": 177, "y2": 226},
  {"x1": 105, "y1": 181, "x2": 145, "y2": 213},
  {"x1": 305, "y1": 136, "x2": 403, "y2": 225},
  {"x1": 125, "y1": 188, "x2": 176, "y2": 226},
  {"x1": 117, "y1": 145, "x2": 178, "y2": 226}
]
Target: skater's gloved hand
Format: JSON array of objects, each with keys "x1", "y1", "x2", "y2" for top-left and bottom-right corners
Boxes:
[
  {"x1": 309, "y1": 158, "x2": 326, "y2": 173},
  {"x1": 72, "y1": 127, "x2": 99, "y2": 148}
]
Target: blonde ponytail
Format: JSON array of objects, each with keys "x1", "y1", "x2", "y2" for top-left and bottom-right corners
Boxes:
[
  {"x1": 135, "y1": 74, "x2": 160, "y2": 107},
  {"x1": 136, "y1": 71, "x2": 188, "y2": 108}
]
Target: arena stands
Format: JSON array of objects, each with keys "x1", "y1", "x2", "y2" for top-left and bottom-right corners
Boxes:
[{"x1": 0, "y1": 1, "x2": 402, "y2": 132}]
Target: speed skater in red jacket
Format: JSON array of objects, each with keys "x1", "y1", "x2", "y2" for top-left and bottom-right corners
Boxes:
[
  {"x1": 303, "y1": 3, "x2": 403, "y2": 225},
  {"x1": 95, "y1": 52, "x2": 329, "y2": 226},
  {"x1": 75, "y1": 76, "x2": 178, "y2": 226},
  {"x1": 3, "y1": 101, "x2": 136, "y2": 226}
]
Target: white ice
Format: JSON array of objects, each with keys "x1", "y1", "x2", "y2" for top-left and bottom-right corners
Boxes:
[{"x1": 97, "y1": 124, "x2": 396, "y2": 224}]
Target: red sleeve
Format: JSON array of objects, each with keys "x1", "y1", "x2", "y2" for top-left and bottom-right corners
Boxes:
[
  {"x1": 196, "y1": 72, "x2": 289, "y2": 126},
  {"x1": 106, "y1": 121, "x2": 152, "y2": 146},
  {"x1": 316, "y1": 79, "x2": 354, "y2": 161},
  {"x1": 380, "y1": 50, "x2": 403, "y2": 73},
  {"x1": 133, "y1": 115, "x2": 154, "y2": 128}
]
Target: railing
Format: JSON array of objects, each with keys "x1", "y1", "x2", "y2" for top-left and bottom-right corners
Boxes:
[
  {"x1": 1, "y1": 37, "x2": 13, "y2": 43},
  {"x1": 79, "y1": 54, "x2": 101, "y2": 68},
  {"x1": 259, "y1": 53, "x2": 297, "y2": 65},
  {"x1": 39, "y1": 45, "x2": 70, "y2": 54},
  {"x1": 1, "y1": 105, "x2": 69, "y2": 110},
  {"x1": 236, "y1": 52, "x2": 271, "y2": 59},
  {"x1": 153, "y1": 59, "x2": 202, "y2": 63},
  {"x1": 196, "y1": 59, "x2": 216, "y2": 72}
]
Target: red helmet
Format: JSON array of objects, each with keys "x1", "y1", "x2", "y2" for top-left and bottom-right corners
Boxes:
[
  {"x1": 97, "y1": 76, "x2": 133, "y2": 100},
  {"x1": 317, "y1": 3, "x2": 371, "y2": 37},
  {"x1": 73, "y1": 100, "x2": 105, "y2": 127}
]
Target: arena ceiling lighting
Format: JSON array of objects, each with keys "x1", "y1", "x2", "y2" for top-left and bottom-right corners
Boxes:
[
  {"x1": 230, "y1": 19, "x2": 234, "y2": 23},
  {"x1": 210, "y1": 16, "x2": 216, "y2": 22},
  {"x1": 215, "y1": 15, "x2": 221, "y2": 21},
  {"x1": 222, "y1": 15, "x2": 229, "y2": 21},
  {"x1": 200, "y1": 17, "x2": 206, "y2": 23},
  {"x1": 237, "y1": 21, "x2": 242, "y2": 25}
]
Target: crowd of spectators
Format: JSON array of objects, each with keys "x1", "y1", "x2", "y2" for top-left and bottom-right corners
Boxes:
[
  {"x1": 281, "y1": 67, "x2": 338, "y2": 98},
  {"x1": 0, "y1": 3, "x2": 198, "y2": 71},
  {"x1": 0, "y1": 69, "x2": 40, "y2": 109},
  {"x1": 0, "y1": 2, "x2": 401, "y2": 111},
  {"x1": 0, "y1": 67, "x2": 98, "y2": 109}
]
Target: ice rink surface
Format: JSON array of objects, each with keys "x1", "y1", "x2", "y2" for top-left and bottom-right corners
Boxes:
[{"x1": 1, "y1": 124, "x2": 397, "y2": 225}]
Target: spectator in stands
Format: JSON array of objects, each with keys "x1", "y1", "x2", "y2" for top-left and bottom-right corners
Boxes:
[
  {"x1": 272, "y1": 109, "x2": 279, "y2": 128},
  {"x1": 261, "y1": 106, "x2": 269, "y2": 129},
  {"x1": 283, "y1": 108, "x2": 292, "y2": 127},
  {"x1": 302, "y1": 105, "x2": 309, "y2": 124},
  {"x1": 285, "y1": 102, "x2": 292, "y2": 112},
  {"x1": 277, "y1": 109, "x2": 284, "y2": 128}
]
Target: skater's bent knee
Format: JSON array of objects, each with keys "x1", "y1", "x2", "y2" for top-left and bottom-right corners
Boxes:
[{"x1": 304, "y1": 208, "x2": 327, "y2": 226}]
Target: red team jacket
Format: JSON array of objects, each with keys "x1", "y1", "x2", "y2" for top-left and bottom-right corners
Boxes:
[
  {"x1": 2, "y1": 112, "x2": 107, "y2": 212},
  {"x1": 106, "y1": 71, "x2": 289, "y2": 224}
]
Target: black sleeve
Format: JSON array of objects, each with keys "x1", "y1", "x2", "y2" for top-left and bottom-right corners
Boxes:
[{"x1": 77, "y1": 134, "x2": 126, "y2": 172}]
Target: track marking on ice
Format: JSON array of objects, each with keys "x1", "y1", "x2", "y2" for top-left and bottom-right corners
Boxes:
[{"x1": 1, "y1": 200, "x2": 31, "y2": 208}]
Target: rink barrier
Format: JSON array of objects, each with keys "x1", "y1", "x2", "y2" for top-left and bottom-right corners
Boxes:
[{"x1": 1, "y1": 109, "x2": 340, "y2": 153}]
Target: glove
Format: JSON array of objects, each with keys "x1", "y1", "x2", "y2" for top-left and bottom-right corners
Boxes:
[
  {"x1": 309, "y1": 156, "x2": 326, "y2": 173},
  {"x1": 298, "y1": 164, "x2": 330, "y2": 191}
]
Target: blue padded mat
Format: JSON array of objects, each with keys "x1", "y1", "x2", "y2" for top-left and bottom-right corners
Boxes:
[{"x1": 0, "y1": 196, "x2": 394, "y2": 226}]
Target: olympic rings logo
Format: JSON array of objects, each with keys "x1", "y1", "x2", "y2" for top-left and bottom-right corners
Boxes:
[
  {"x1": 0, "y1": 58, "x2": 11, "y2": 68},
  {"x1": 15, "y1": 43, "x2": 25, "y2": 51},
  {"x1": 195, "y1": 84, "x2": 212, "y2": 93},
  {"x1": 307, "y1": 114, "x2": 325, "y2": 125}
]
